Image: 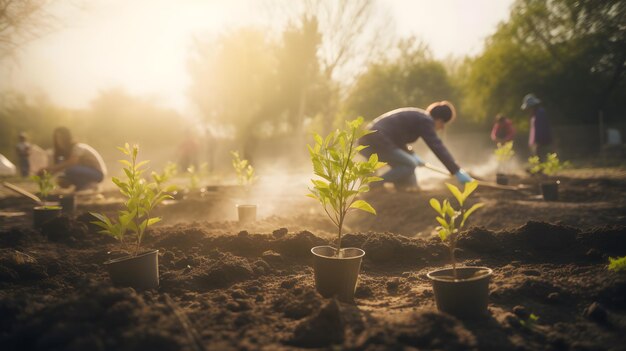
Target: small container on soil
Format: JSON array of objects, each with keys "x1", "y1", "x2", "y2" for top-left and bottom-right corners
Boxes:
[
  {"x1": 33, "y1": 204, "x2": 62, "y2": 229},
  {"x1": 311, "y1": 246, "x2": 365, "y2": 301},
  {"x1": 104, "y1": 249, "x2": 159, "y2": 289},
  {"x1": 50, "y1": 194, "x2": 76, "y2": 216},
  {"x1": 427, "y1": 266, "x2": 493, "y2": 318},
  {"x1": 496, "y1": 173, "x2": 509, "y2": 185},
  {"x1": 237, "y1": 204, "x2": 257, "y2": 223},
  {"x1": 541, "y1": 180, "x2": 560, "y2": 201}
]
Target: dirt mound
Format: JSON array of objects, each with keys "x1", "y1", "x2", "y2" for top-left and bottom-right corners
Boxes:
[
  {"x1": 514, "y1": 221, "x2": 578, "y2": 250},
  {"x1": 1, "y1": 286, "x2": 188, "y2": 351}
]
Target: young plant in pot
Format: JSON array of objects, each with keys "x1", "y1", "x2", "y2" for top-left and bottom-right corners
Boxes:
[
  {"x1": 231, "y1": 151, "x2": 257, "y2": 224},
  {"x1": 494, "y1": 141, "x2": 514, "y2": 185},
  {"x1": 154, "y1": 161, "x2": 182, "y2": 200},
  {"x1": 185, "y1": 162, "x2": 207, "y2": 198},
  {"x1": 528, "y1": 153, "x2": 570, "y2": 201},
  {"x1": 428, "y1": 181, "x2": 492, "y2": 318},
  {"x1": 90, "y1": 144, "x2": 173, "y2": 289},
  {"x1": 307, "y1": 117, "x2": 385, "y2": 301},
  {"x1": 31, "y1": 170, "x2": 62, "y2": 228}
]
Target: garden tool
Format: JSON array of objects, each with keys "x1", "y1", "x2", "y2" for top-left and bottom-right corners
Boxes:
[
  {"x1": 421, "y1": 163, "x2": 530, "y2": 191},
  {"x1": 2, "y1": 182, "x2": 43, "y2": 204}
]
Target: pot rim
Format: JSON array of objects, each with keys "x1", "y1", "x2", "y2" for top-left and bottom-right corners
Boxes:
[
  {"x1": 236, "y1": 204, "x2": 257, "y2": 208},
  {"x1": 311, "y1": 245, "x2": 365, "y2": 260},
  {"x1": 427, "y1": 266, "x2": 493, "y2": 283},
  {"x1": 34, "y1": 205, "x2": 62, "y2": 210},
  {"x1": 104, "y1": 249, "x2": 159, "y2": 265}
]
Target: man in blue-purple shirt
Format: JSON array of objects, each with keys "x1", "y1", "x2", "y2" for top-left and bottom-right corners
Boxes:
[
  {"x1": 359, "y1": 101, "x2": 473, "y2": 191},
  {"x1": 521, "y1": 94, "x2": 552, "y2": 162}
]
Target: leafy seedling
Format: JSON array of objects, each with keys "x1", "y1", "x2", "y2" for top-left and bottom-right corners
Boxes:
[
  {"x1": 30, "y1": 170, "x2": 59, "y2": 209},
  {"x1": 231, "y1": 151, "x2": 256, "y2": 190},
  {"x1": 608, "y1": 256, "x2": 626, "y2": 272},
  {"x1": 90, "y1": 144, "x2": 174, "y2": 256},
  {"x1": 429, "y1": 181, "x2": 484, "y2": 278},
  {"x1": 153, "y1": 161, "x2": 178, "y2": 188},
  {"x1": 307, "y1": 117, "x2": 386, "y2": 257},
  {"x1": 528, "y1": 153, "x2": 570, "y2": 176},
  {"x1": 187, "y1": 162, "x2": 208, "y2": 191},
  {"x1": 494, "y1": 141, "x2": 514, "y2": 172},
  {"x1": 519, "y1": 313, "x2": 540, "y2": 330}
]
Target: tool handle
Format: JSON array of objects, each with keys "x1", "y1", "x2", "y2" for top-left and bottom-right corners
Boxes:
[{"x1": 2, "y1": 182, "x2": 42, "y2": 204}]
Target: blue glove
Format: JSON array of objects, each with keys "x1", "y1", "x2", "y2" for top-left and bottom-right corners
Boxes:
[
  {"x1": 454, "y1": 169, "x2": 473, "y2": 184},
  {"x1": 411, "y1": 154, "x2": 425, "y2": 167}
]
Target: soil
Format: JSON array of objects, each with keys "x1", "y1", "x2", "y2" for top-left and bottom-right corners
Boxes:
[{"x1": 1, "y1": 168, "x2": 626, "y2": 350}]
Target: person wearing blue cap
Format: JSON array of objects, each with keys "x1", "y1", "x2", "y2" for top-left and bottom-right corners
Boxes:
[
  {"x1": 358, "y1": 101, "x2": 473, "y2": 191},
  {"x1": 521, "y1": 94, "x2": 552, "y2": 162}
]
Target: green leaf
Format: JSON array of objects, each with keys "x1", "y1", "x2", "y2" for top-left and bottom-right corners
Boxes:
[
  {"x1": 438, "y1": 227, "x2": 449, "y2": 242},
  {"x1": 446, "y1": 182, "x2": 465, "y2": 206},
  {"x1": 146, "y1": 217, "x2": 161, "y2": 227},
  {"x1": 463, "y1": 180, "x2": 479, "y2": 198},
  {"x1": 436, "y1": 216, "x2": 448, "y2": 229},
  {"x1": 461, "y1": 203, "x2": 485, "y2": 227},
  {"x1": 350, "y1": 200, "x2": 376, "y2": 214},
  {"x1": 429, "y1": 198, "x2": 442, "y2": 215}
]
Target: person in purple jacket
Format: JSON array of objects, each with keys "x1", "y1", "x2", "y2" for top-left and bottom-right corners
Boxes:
[
  {"x1": 521, "y1": 94, "x2": 552, "y2": 162},
  {"x1": 358, "y1": 101, "x2": 473, "y2": 191}
]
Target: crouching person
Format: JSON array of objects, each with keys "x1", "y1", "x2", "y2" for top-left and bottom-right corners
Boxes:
[
  {"x1": 358, "y1": 101, "x2": 472, "y2": 191},
  {"x1": 39, "y1": 127, "x2": 107, "y2": 192}
]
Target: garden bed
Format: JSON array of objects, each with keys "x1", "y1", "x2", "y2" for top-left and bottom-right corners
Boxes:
[{"x1": 1, "y1": 167, "x2": 625, "y2": 350}]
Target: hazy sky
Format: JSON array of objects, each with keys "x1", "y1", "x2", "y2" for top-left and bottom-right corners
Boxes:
[{"x1": 0, "y1": 0, "x2": 514, "y2": 113}]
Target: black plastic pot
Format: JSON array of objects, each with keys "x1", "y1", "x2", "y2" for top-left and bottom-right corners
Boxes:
[
  {"x1": 311, "y1": 246, "x2": 365, "y2": 302},
  {"x1": 427, "y1": 266, "x2": 493, "y2": 319},
  {"x1": 33, "y1": 205, "x2": 62, "y2": 229},
  {"x1": 58, "y1": 195, "x2": 76, "y2": 216},
  {"x1": 104, "y1": 250, "x2": 159, "y2": 289},
  {"x1": 237, "y1": 204, "x2": 257, "y2": 223},
  {"x1": 541, "y1": 181, "x2": 559, "y2": 201},
  {"x1": 496, "y1": 173, "x2": 509, "y2": 185}
]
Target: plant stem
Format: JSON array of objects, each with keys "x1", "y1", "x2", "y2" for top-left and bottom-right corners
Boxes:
[{"x1": 451, "y1": 243, "x2": 457, "y2": 279}]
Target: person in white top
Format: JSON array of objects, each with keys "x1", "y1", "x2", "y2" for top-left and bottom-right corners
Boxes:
[{"x1": 38, "y1": 127, "x2": 108, "y2": 191}]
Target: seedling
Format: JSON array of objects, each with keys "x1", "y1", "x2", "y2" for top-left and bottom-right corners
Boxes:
[
  {"x1": 528, "y1": 153, "x2": 570, "y2": 176},
  {"x1": 231, "y1": 151, "x2": 256, "y2": 191},
  {"x1": 608, "y1": 256, "x2": 626, "y2": 272},
  {"x1": 520, "y1": 313, "x2": 540, "y2": 330},
  {"x1": 153, "y1": 162, "x2": 178, "y2": 188},
  {"x1": 307, "y1": 117, "x2": 385, "y2": 256},
  {"x1": 429, "y1": 181, "x2": 484, "y2": 278},
  {"x1": 31, "y1": 170, "x2": 55, "y2": 203},
  {"x1": 90, "y1": 144, "x2": 173, "y2": 256},
  {"x1": 494, "y1": 141, "x2": 514, "y2": 172},
  {"x1": 187, "y1": 162, "x2": 208, "y2": 191}
]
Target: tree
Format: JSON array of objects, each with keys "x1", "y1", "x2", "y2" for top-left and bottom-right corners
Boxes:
[
  {"x1": 344, "y1": 38, "x2": 457, "y2": 120},
  {"x1": 188, "y1": 28, "x2": 278, "y2": 154},
  {"x1": 458, "y1": 0, "x2": 626, "y2": 124},
  {"x1": 0, "y1": 0, "x2": 58, "y2": 59}
]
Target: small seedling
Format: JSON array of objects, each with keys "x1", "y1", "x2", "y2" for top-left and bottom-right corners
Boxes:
[
  {"x1": 187, "y1": 162, "x2": 208, "y2": 191},
  {"x1": 153, "y1": 162, "x2": 178, "y2": 188},
  {"x1": 31, "y1": 170, "x2": 55, "y2": 204},
  {"x1": 494, "y1": 141, "x2": 514, "y2": 172},
  {"x1": 231, "y1": 151, "x2": 256, "y2": 190},
  {"x1": 91, "y1": 144, "x2": 173, "y2": 256},
  {"x1": 519, "y1": 313, "x2": 540, "y2": 330},
  {"x1": 528, "y1": 153, "x2": 570, "y2": 176},
  {"x1": 429, "y1": 181, "x2": 484, "y2": 278},
  {"x1": 307, "y1": 117, "x2": 386, "y2": 256},
  {"x1": 608, "y1": 256, "x2": 626, "y2": 272}
]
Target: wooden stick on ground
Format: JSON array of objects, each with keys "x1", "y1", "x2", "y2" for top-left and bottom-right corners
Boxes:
[
  {"x1": 163, "y1": 294, "x2": 206, "y2": 351},
  {"x1": 421, "y1": 163, "x2": 531, "y2": 192},
  {"x1": 2, "y1": 182, "x2": 42, "y2": 204}
]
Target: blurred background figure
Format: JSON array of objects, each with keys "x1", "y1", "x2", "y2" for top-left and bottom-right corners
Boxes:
[
  {"x1": 15, "y1": 132, "x2": 32, "y2": 177},
  {"x1": 490, "y1": 114, "x2": 516, "y2": 144},
  {"x1": 178, "y1": 129, "x2": 199, "y2": 171},
  {"x1": 521, "y1": 94, "x2": 552, "y2": 162},
  {"x1": 39, "y1": 127, "x2": 107, "y2": 192}
]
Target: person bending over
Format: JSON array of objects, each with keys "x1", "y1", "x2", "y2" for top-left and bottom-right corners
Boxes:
[
  {"x1": 358, "y1": 101, "x2": 473, "y2": 190},
  {"x1": 39, "y1": 127, "x2": 107, "y2": 191}
]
